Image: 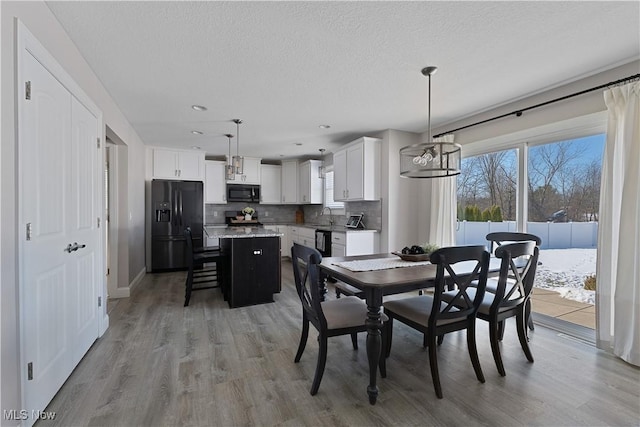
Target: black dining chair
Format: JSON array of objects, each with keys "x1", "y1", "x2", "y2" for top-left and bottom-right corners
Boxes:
[
  {"x1": 486, "y1": 232, "x2": 542, "y2": 334},
  {"x1": 380, "y1": 245, "x2": 490, "y2": 399},
  {"x1": 444, "y1": 241, "x2": 539, "y2": 376},
  {"x1": 291, "y1": 243, "x2": 386, "y2": 396},
  {"x1": 183, "y1": 227, "x2": 227, "y2": 306}
]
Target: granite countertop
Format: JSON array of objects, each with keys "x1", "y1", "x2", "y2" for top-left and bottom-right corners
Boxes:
[{"x1": 204, "y1": 225, "x2": 283, "y2": 239}]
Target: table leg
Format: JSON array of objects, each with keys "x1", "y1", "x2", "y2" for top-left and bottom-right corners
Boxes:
[{"x1": 365, "y1": 289, "x2": 383, "y2": 405}]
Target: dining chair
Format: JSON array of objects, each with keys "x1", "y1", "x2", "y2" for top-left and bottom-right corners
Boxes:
[
  {"x1": 444, "y1": 241, "x2": 539, "y2": 376},
  {"x1": 183, "y1": 227, "x2": 227, "y2": 306},
  {"x1": 380, "y1": 245, "x2": 490, "y2": 399},
  {"x1": 486, "y1": 232, "x2": 542, "y2": 334},
  {"x1": 291, "y1": 243, "x2": 387, "y2": 396}
]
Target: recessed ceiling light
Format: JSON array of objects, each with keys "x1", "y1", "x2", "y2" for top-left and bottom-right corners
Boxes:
[
  {"x1": 191, "y1": 130, "x2": 203, "y2": 135},
  {"x1": 295, "y1": 143, "x2": 302, "y2": 146},
  {"x1": 319, "y1": 124, "x2": 331, "y2": 129},
  {"x1": 191, "y1": 105, "x2": 207, "y2": 111},
  {"x1": 191, "y1": 146, "x2": 201, "y2": 150}
]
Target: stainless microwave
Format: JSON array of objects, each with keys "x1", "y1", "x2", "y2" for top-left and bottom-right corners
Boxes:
[{"x1": 227, "y1": 184, "x2": 260, "y2": 203}]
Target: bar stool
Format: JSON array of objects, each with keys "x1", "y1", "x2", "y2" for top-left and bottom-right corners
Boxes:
[{"x1": 184, "y1": 227, "x2": 227, "y2": 306}]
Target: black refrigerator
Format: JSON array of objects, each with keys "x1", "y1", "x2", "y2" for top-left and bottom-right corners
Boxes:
[{"x1": 151, "y1": 179, "x2": 203, "y2": 271}]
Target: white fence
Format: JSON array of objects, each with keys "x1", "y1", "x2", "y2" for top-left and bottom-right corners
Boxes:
[{"x1": 456, "y1": 221, "x2": 598, "y2": 249}]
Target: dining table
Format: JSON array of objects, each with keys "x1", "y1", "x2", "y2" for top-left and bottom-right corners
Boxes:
[{"x1": 318, "y1": 252, "x2": 501, "y2": 405}]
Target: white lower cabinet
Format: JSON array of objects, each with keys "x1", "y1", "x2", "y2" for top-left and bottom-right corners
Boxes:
[
  {"x1": 205, "y1": 225, "x2": 227, "y2": 248},
  {"x1": 263, "y1": 225, "x2": 290, "y2": 257},
  {"x1": 289, "y1": 226, "x2": 316, "y2": 249},
  {"x1": 331, "y1": 231, "x2": 379, "y2": 256}
]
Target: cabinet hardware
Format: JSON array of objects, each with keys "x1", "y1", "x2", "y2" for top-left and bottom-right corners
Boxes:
[
  {"x1": 28, "y1": 362, "x2": 33, "y2": 380},
  {"x1": 25, "y1": 81, "x2": 31, "y2": 100},
  {"x1": 26, "y1": 223, "x2": 32, "y2": 241}
]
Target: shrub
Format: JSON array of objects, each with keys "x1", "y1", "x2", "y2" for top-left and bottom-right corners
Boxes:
[
  {"x1": 583, "y1": 274, "x2": 596, "y2": 291},
  {"x1": 490, "y1": 205, "x2": 503, "y2": 222}
]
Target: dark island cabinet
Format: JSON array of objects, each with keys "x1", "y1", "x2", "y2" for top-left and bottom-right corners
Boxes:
[{"x1": 221, "y1": 236, "x2": 281, "y2": 308}]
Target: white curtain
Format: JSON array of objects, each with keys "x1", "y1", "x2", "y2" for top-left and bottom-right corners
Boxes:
[
  {"x1": 426, "y1": 135, "x2": 457, "y2": 247},
  {"x1": 596, "y1": 81, "x2": 640, "y2": 366}
]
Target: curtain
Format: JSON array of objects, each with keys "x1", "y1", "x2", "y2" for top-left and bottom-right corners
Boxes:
[
  {"x1": 426, "y1": 135, "x2": 457, "y2": 247},
  {"x1": 596, "y1": 81, "x2": 640, "y2": 366}
]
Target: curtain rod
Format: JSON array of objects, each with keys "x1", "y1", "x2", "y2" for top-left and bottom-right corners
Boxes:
[{"x1": 433, "y1": 73, "x2": 640, "y2": 138}]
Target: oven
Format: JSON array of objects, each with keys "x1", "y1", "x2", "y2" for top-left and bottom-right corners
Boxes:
[{"x1": 315, "y1": 229, "x2": 332, "y2": 257}]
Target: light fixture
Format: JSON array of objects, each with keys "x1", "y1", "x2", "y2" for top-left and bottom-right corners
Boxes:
[
  {"x1": 319, "y1": 124, "x2": 331, "y2": 129},
  {"x1": 191, "y1": 130, "x2": 203, "y2": 135},
  {"x1": 318, "y1": 148, "x2": 326, "y2": 179},
  {"x1": 191, "y1": 105, "x2": 207, "y2": 111},
  {"x1": 232, "y1": 119, "x2": 244, "y2": 175},
  {"x1": 399, "y1": 66, "x2": 461, "y2": 178},
  {"x1": 225, "y1": 133, "x2": 235, "y2": 180}
]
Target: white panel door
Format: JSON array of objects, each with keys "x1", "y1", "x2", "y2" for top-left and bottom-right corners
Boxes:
[
  {"x1": 69, "y1": 96, "x2": 100, "y2": 365},
  {"x1": 20, "y1": 52, "x2": 100, "y2": 418}
]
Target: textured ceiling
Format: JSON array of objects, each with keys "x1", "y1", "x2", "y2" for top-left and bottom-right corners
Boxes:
[{"x1": 46, "y1": 1, "x2": 640, "y2": 160}]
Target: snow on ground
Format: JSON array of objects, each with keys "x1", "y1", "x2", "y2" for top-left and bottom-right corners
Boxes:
[{"x1": 534, "y1": 248, "x2": 596, "y2": 304}]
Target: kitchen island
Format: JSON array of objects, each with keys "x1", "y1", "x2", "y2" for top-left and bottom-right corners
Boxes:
[{"x1": 204, "y1": 226, "x2": 283, "y2": 308}]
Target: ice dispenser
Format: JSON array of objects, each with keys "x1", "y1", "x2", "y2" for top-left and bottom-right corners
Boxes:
[{"x1": 155, "y1": 201, "x2": 171, "y2": 222}]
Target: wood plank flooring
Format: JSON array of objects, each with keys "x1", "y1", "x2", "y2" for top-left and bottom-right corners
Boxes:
[{"x1": 40, "y1": 260, "x2": 639, "y2": 426}]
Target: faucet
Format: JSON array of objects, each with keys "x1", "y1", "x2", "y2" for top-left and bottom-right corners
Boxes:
[{"x1": 320, "y1": 206, "x2": 334, "y2": 226}]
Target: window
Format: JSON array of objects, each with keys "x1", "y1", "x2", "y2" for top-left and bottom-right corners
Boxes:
[{"x1": 324, "y1": 170, "x2": 345, "y2": 212}]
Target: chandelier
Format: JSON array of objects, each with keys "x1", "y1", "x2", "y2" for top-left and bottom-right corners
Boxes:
[{"x1": 399, "y1": 66, "x2": 461, "y2": 178}]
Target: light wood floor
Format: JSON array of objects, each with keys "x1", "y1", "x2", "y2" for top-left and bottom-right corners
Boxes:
[{"x1": 41, "y1": 260, "x2": 639, "y2": 426}]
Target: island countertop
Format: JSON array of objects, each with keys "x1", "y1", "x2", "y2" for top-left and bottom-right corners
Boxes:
[{"x1": 204, "y1": 226, "x2": 284, "y2": 239}]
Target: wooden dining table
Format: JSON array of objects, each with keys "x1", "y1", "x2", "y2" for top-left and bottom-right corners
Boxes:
[{"x1": 318, "y1": 252, "x2": 500, "y2": 405}]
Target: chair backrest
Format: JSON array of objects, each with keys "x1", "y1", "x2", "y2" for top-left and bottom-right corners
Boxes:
[
  {"x1": 429, "y1": 245, "x2": 490, "y2": 327},
  {"x1": 492, "y1": 242, "x2": 539, "y2": 311},
  {"x1": 184, "y1": 226, "x2": 194, "y2": 268},
  {"x1": 291, "y1": 243, "x2": 327, "y2": 331},
  {"x1": 486, "y1": 232, "x2": 542, "y2": 255}
]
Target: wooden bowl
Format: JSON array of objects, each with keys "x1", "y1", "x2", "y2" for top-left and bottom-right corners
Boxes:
[{"x1": 391, "y1": 251, "x2": 431, "y2": 262}]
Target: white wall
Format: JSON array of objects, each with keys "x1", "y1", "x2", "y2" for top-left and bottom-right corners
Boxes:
[
  {"x1": 431, "y1": 61, "x2": 640, "y2": 146},
  {"x1": 1, "y1": 1, "x2": 147, "y2": 417}
]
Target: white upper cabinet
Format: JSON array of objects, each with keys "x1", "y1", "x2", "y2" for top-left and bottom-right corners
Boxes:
[
  {"x1": 281, "y1": 160, "x2": 298, "y2": 204},
  {"x1": 260, "y1": 164, "x2": 282, "y2": 204},
  {"x1": 299, "y1": 160, "x2": 323, "y2": 204},
  {"x1": 153, "y1": 148, "x2": 204, "y2": 180},
  {"x1": 333, "y1": 137, "x2": 381, "y2": 201},
  {"x1": 227, "y1": 156, "x2": 261, "y2": 184},
  {"x1": 204, "y1": 160, "x2": 227, "y2": 204}
]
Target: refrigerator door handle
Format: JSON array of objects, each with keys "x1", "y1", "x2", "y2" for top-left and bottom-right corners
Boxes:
[
  {"x1": 172, "y1": 188, "x2": 178, "y2": 227},
  {"x1": 179, "y1": 190, "x2": 183, "y2": 226}
]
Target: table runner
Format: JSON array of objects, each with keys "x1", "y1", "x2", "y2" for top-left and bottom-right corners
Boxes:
[{"x1": 332, "y1": 257, "x2": 430, "y2": 272}]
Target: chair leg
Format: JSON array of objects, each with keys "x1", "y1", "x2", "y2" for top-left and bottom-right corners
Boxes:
[
  {"x1": 498, "y1": 320, "x2": 506, "y2": 341},
  {"x1": 437, "y1": 334, "x2": 444, "y2": 346},
  {"x1": 310, "y1": 335, "x2": 328, "y2": 395},
  {"x1": 427, "y1": 333, "x2": 443, "y2": 399},
  {"x1": 467, "y1": 319, "x2": 485, "y2": 383},
  {"x1": 489, "y1": 320, "x2": 506, "y2": 376},
  {"x1": 336, "y1": 288, "x2": 341, "y2": 299},
  {"x1": 350, "y1": 333, "x2": 358, "y2": 350},
  {"x1": 184, "y1": 266, "x2": 194, "y2": 307},
  {"x1": 516, "y1": 308, "x2": 535, "y2": 363},
  {"x1": 379, "y1": 323, "x2": 388, "y2": 378},
  {"x1": 384, "y1": 318, "x2": 393, "y2": 358},
  {"x1": 294, "y1": 317, "x2": 310, "y2": 363},
  {"x1": 526, "y1": 299, "x2": 535, "y2": 331}
]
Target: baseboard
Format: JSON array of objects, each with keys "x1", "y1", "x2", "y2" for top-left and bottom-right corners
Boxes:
[
  {"x1": 108, "y1": 268, "x2": 145, "y2": 299},
  {"x1": 109, "y1": 286, "x2": 130, "y2": 299},
  {"x1": 129, "y1": 267, "x2": 146, "y2": 292}
]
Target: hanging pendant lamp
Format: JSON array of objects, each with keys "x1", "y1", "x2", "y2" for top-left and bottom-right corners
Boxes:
[
  {"x1": 232, "y1": 119, "x2": 244, "y2": 175},
  {"x1": 225, "y1": 133, "x2": 235, "y2": 180},
  {"x1": 318, "y1": 148, "x2": 326, "y2": 179},
  {"x1": 399, "y1": 66, "x2": 461, "y2": 178}
]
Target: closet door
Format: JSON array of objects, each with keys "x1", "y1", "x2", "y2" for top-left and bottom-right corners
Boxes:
[{"x1": 20, "y1": 50, "x2": 100, "y2": 418}]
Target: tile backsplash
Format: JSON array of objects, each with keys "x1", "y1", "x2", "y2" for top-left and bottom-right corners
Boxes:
[{"x1": 205, "y1": 200, "x2": 382, "y2": 230}]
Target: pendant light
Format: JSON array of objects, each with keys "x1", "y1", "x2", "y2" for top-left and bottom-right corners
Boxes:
[
  {"x1": 232, "y1": 119, "x2": 244, "y2": 175},
  {"x1": 318, "y1": 148, "x2": 326, "y2": 179},
  {"x1": 399, "y1": 66, "x2": 461, "y2": 178},
  {"x1": 225, "y1": 133, "x2": 235, "y2": 180}
]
